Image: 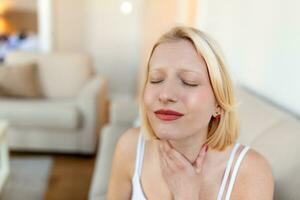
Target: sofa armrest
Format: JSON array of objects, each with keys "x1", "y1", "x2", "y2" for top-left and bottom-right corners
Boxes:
[
  {"x1": 76, "y1": 75, "x2": 108, "y2": 154},
  {"x1": 89, "y1": 124, "x2": 132, "y2": 199},
  {"x1": 110, "y1": 98, "x2": 139, "y2": 125}
]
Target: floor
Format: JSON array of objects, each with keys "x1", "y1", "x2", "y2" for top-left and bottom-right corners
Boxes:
[{"x1": 11, "y1": 151, "x2": 96, "y2": 200}]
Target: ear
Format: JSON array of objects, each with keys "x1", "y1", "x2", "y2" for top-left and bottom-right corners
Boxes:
[{"x1": 213, "y1": 105, "x2": 221, "y2": 117}]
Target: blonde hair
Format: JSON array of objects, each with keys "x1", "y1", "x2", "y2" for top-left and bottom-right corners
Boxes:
[{"x1": 138, "y1": 26, "x2": 240, "y2": 151}]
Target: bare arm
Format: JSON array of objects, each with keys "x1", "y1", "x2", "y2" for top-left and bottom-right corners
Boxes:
[
  {"x1": 107, "y1": 128, "x2": 139, "y2": 200},
  {"x1": 233, "y1": 149, "x2": 275, "y2": 200}
]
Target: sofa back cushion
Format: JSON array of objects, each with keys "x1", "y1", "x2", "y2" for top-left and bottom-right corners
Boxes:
[
  {"x1": 251, "y1": 117, "x2": 300, "y2": 200},
  {"x1": 0, "y1": 62, "x2": 43, "y2": 98},
  {"x1": 5, "y1": 51, "x2": 94, "y2": 98},
  {"x1": 38, "y1": 53, "x2": 94, "y2": 98}
]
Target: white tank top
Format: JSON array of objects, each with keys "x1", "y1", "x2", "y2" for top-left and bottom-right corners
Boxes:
[{"x1": 131, "y1": 132, "x2": 250, "y2": 200}]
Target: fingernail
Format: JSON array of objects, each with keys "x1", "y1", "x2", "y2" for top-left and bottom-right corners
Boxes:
[
  {"x1": 199, "y1": 145, "x2": 206, "y2": 156},
  {"x1": 159, "y1": 144, "x2": 163, "y2": 150}
]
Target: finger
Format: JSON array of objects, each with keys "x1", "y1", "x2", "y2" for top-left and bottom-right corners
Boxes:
[
  {"x1": 162, "y1": 140, "x2": 172, "y2": 152},
  {"x1": 168, "y1": 148, "x2": 189, "y2": 170},
  {"x1": 158, "y1": 148, "x2": 170, "y2": 181},
  {"x1": 161, "y1": 140, "x2": 174, "y2": 159},
  {"x1": 162, "y1": 141, "x2": 190, "y2": 171},
  {"x1": 158, "y1": 143, "x2": 174, "y2": 173},
  {"x1": 158, "y1": 143, "x2": 167, "y2": 168},
  {"x1": 194, "y1": 144, "x2": 208, "y2": 174},
  {"x1": 164, "y1": 140, "x2": 189, "y2": 164},
  {"x1": 159, "y1": 142, "x2": 177, "y2": 173}
]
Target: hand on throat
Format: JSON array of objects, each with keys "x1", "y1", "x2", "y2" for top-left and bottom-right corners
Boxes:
[{"x1": 166, "y1": 131, "x2": 208, "y2": 165}]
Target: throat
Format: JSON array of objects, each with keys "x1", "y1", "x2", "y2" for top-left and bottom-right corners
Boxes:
[{"x1": 166, "y1": 136, "x2": 207, "y2": 164}]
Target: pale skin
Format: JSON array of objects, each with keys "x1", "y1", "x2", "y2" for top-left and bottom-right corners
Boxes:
[{"x1": 107, "y1": 39, "x2": 274, "y2": 199}]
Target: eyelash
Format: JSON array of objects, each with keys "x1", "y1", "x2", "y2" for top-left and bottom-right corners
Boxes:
[{"x1": 150, "y1": 80, "x2": 198, "y2": 87}]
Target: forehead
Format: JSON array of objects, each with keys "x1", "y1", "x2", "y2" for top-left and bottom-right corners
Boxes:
[{"x1": 149, "y1": 39, "x2": 207, "y2": 75}]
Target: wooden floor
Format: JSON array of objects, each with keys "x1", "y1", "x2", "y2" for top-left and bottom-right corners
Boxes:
[{"x1": 11, "y1": 151, "x2": 96, "y2": 200}]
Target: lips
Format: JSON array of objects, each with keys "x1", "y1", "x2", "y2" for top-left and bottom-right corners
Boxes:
[{"x1": 154, "y1": 109, "x2": 184, "y2": 121}]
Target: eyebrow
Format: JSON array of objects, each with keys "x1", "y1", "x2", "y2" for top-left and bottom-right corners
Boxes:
[{"x1": 149, "y1": 68, "x2": 203, "y2": 76}]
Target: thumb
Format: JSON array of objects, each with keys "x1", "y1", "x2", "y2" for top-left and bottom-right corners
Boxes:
[{"x1": 194, "y1": 144, "x2": 208, "y2": 174}]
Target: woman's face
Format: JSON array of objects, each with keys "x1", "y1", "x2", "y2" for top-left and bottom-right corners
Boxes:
[{"x1": 143, "y1": 39, "x2": 218, "y2": 140}]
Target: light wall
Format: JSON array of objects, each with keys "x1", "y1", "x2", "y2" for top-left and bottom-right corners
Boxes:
[
  {"x1": 53, "y1": 0, "x2": 85, "y2": 53},
  {"x1": 84, "y1": 0, "x2": 141, "y2": 100},
  {"x1": 196, "y1": 0, "x2": 300, "y2": 117}
]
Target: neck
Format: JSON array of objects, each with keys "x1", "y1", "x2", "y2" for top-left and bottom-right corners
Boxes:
[{"x1": 167, "y1": 128, "x2": 208, "y2": 164}]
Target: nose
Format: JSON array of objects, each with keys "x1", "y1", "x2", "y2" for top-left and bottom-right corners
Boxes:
[{"x1": 158, "y1": 81, "x2": 178, "y2": 104}]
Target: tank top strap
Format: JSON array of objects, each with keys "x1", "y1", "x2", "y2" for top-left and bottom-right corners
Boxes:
[
  {"x1": 217, "y1": 142, "x2": 241, "y2": 200},
  {"x1": 134, "y1": 132, "x2": 146, "y2": 176},
  {"x1": 224, "y1": 145, "x2": 250, "y2": 200}
]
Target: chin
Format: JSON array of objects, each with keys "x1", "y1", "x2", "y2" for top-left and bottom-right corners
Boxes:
[
  {"x1": 152, "y1": 127, "x2": 180, "y2": 140},
  {"x1": 148, "y1": 116, "x2": 183, "y2": 140}
]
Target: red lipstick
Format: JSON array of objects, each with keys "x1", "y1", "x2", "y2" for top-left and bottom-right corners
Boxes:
[{"x1": 154, "y1": 109, "x2": 184, "y2": 121}]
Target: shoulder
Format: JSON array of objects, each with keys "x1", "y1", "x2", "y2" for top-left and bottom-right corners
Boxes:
[
  {"x1": 116, "y1": 126, "x2": 141, "y2": 157},
  {"x1": 232, "y1": 146, "x2": 275, "y2": 199},
  {"x1": 114, "y1": 126, "x2": 141, "y2": 177},
  {"x1": 107, "y1": 127, "x2": 141, "y2": 199}
]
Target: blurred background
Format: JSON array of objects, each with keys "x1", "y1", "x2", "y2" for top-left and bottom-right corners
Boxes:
[{"x1": 0, "y1": 0, "x2": 299, "y2": 199}]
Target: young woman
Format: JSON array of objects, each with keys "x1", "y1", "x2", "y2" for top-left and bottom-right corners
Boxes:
[{"x1": 107, "y1": 26, "x2": 274, "y2": 200}]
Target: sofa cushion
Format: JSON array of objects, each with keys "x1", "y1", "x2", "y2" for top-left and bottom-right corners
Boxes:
[
  {"x1": 5, "y1": 51, "x2": 39, "y2": 64},
  {"x1": 38, "y1": 53, "x2": 94, "y2": 98},
  {"x1": 251, "y1": 117, "x2": 300, "y2": 200},
  {"x1": 235, "y1": 86, "x2": 291, "y2": 144},
  {"x1": 0, "y1": 62, "x2": 42, "y2": 98},
  {"x1": 5, "y1": 51, "x2": 94, "y2": 99},
  {"x1": 0, "y1": 98, "x2": 80, "y2": 130}
]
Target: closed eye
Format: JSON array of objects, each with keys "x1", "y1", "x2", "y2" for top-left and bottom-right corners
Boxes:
[
  {"x1": 181, "y1": 81, "x2": 198, "y2": 87},
  {"x1": 150, "y1": 80, "x2": 163, "y2": 84},
  {"x1": 150, "y1": 80, "x2": 198, "y2": 87}
]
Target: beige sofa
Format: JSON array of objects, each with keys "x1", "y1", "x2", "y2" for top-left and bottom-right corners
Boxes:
[
  {"x1": 89, "y1": 85, "x2": 300, "y2": 200},
  {"x1": 0, "y1": 51, "x2": 108, "y2": 154}
]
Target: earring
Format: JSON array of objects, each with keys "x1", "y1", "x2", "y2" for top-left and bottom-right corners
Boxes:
[{"x1": 214, "y1": 112, "x2": 221, "y2": 119}]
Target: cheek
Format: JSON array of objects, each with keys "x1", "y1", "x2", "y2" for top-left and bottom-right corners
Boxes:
[
  {"x1": 143, "y1": 85, "x2": 156, "y2": 109},
  {"x1": 182, "y1": 88, "x2": 215, "y2": 113}
]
